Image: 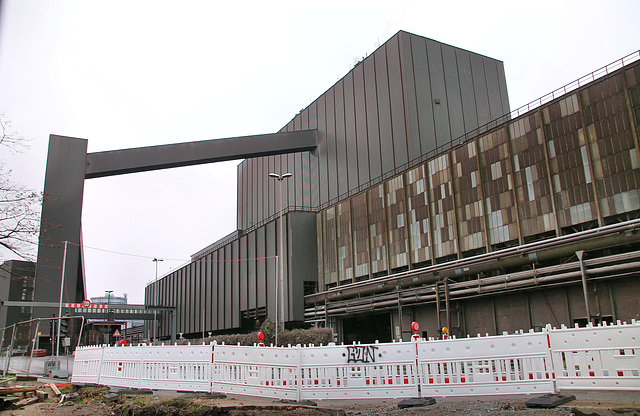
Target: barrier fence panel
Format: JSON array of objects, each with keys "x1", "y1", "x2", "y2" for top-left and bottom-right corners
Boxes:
[
  {"x1": 299, "y1": 342, "x2": 419, "y2": 400},
  {"x1": 70, "y1": 346, "x2": 104, "y2": 384},
  {"x1": 548, "y1": 320, "x2": 640, "y2": 390},
  {"x1": 73, "y1": 344, "x2": 214, "y2": 392},
  {"x1": 137, "y1": 344, "x2": 213, "y2": 392},
  {"x1": 71, "y1": 322, "x2": 640, "y2": 399},
  {"x1": 416, "y1": 331, "x2": 554, "y2": 397},
  {"x1": 212, "y1": 343, "x2": 300, "y2": 400}
]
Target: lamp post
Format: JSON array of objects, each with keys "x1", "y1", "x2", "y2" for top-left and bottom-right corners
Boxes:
[
  {"x1": 152, "y1": 258, "x2": 163, "y2": 343},
  {"x1": 269, "y1": 172, "x2": 292, "y2": 347}
]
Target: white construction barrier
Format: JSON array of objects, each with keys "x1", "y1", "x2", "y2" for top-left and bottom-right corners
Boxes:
[
  {"x1": 213, "y1": 343, "x2": 301, "y2": 400},
  {"x1": 548, "y1": 320, "x2": 640, "y2": 390},
  {"x1": 71, "y1": 321, "x2": 640, "y2": 399},
  {"x1": 70, "y1": 345, "x2": 103, "y2": 384},
  {"x1": 416, "y1": 330, "x2": 554, "y2": 397},
  {"x1": 298, "y1": 341, "x2": 419, "y2": 400},
  {"x1": 88, "y1": 344, "x2": 213, "y2": 392}
]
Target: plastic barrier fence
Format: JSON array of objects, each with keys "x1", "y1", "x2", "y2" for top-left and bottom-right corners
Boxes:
[
  {"x1": 417, "y1": 330, "x2": 553, "y2": 397},
  {"x1": 72, "y1": 320, "x2": 639, "y2": 399},
  {"x1": 213, "y1": 343, "x2": 301, "y2": 400},
  {"x1": 548, "y1": 320, "x2": 640, "y2": 390}
]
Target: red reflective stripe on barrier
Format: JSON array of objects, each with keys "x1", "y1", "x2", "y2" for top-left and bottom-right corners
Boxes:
[
  {"x1": 428, "y1": 378, "x2": 433, "y2": 383},
  {"x1": 618, "y1": 371, "x2": 623, "y2": 376},
  {"x1": 461, "y1": 377, "x2": 466, "y2": 383}
]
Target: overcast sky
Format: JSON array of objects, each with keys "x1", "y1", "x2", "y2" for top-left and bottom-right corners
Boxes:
[{"x1": 0, "y1": 1, "x2": 639, "y2": 304}]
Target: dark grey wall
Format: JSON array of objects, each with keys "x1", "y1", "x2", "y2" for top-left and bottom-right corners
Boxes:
[
  {"x1": 148, "y1": 211, "x2": 317, "y2": 337},
  {"x1": 237, "y1": 31, "x2": 510, "y2": 230}
]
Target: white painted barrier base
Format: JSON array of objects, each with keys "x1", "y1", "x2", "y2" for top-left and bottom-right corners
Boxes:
[{"x1": 72, "y1": 320, "x2": 640, "y2": 400}]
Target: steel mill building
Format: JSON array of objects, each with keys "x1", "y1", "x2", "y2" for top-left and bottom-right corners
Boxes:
[
  {"x1": 143, "y1": 31, "x2": 640, "y2": 342},
  {"x1": 35, "y1": 31, "x2": 640, "y2": 343}
]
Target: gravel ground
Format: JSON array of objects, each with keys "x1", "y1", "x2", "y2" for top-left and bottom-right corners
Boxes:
[{"x1": 1, "y1": 381, "x2": 638, "y2": 416}]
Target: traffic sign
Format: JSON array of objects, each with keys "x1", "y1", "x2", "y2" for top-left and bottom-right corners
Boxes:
[
  {"x1": 113, "y1": 329, "x2": 121, "y2": 337},
  {"x1": 81, "y1": 299, "x2": 91, "y2": 307}
]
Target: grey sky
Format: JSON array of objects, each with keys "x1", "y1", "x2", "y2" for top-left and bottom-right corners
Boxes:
[{"x1": 1, "y1": 1, "x2": 638, "y2": 304}]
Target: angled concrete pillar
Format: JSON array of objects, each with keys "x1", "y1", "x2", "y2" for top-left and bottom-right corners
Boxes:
[{"x1": 34, "y1": 135, "x2": 88, "y2": 318}]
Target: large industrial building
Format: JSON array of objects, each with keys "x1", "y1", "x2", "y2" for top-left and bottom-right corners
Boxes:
[{"x1": 144, "y1": 31, "x2": 640, "y2": 342}]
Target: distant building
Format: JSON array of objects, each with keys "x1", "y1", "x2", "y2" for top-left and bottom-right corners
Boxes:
[
  {"x1": 90, "y1": 292, "x2": 128, "y2": 305},
  {"x1": 0, "y1": 260, "x2": 35, "y2": 348}
]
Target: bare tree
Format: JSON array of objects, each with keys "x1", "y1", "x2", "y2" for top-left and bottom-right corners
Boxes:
[{"x1": 0, "y1": 112, "x2": 42, "y2": 261}]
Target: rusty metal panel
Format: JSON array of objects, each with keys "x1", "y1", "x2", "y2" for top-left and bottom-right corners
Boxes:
[
  {"x1": 406, "y1": 165, "x2": 431, "y2": 265},
  {"x1": 410, "y1": 36, "x2": 436, "y2": 155},
  {"x1": 399, "y1": 32, "x2": 421, "y2": 160},
  {"x1": 386, "y1": 34, "x2": 409, "y2": 168},
  {"x1": 442, "y1": 43, "x2": 465, "y2": 140},
  {"x1": 375, "y1": 47, "x2": 395, "y2": 175},
  {"x1": 322, "y1": 207, "x2": 338, "y2": 287},
  {"x1": 452, "y1": 142, "x2": 485, "y2": 253},
  {"x1": 364, "y1": 55, "x2": 382, "y2": 180},
  {"x1": 508, "y1": 113, "x2": 556, "y2": 238},
  {"x1": 386, "y1": 175, "x2": 409, "y2": 270},
  {"x1": 478, "y1": 129, "x2": 518, "y2": 247},
  {"x1": 353, "y1": 63, "x2": 371, "y2": 186},
  {"x1": 542, "y1": 94, "x2": 597, "y2": 228},
  {"x1": 316, "y1": 94, "x2": 329, "y2": 205},
  {"x1": 344, "y1": 72, "x2": 359, "y2": 190},
  {"x1": 336, "y1": 201, "x2": 354, "y2": 283},
  {"x1": 494, "y1": 294, "x2": 530, "y2": 334},
  {"x1": 316, "y1": 214, "x2": 325, "y2": 291},
  {"x1": 581, "y1": 74, "x2": 640, "y2": 220},
  {"x1": 351, "y1": 192, "x2": 370, "y2": 279},
  {"x1": 368, "y1": 184, "x2": 389, "y2": 274},
  {"x1": 427, "y1": 154, "x2": 457, "y2": 260},
  {"x1": 334, "y1": 80, "x2": 349, "y2": 197},
  {"x1": 247, "y1": 230, "x2": 256, "y2": 312},
  {"x1": 325, "y1": 89, "x2": 339, "y2": 201}
]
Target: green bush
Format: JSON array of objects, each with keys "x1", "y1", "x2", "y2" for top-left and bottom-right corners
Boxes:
[{"x1": 197, "y1": 319, "x2": 332, "y2": 347}]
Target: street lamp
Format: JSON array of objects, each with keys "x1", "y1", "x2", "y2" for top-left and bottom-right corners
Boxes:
[
  {"x1": 269, "y1": 172, "x2": 292, "y2": 347},
  {"x1": 152, "y1": 258, "x2": 163, "y2": 343}
]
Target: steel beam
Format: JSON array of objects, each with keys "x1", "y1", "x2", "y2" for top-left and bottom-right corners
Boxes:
[{"x1": 85, "y1": 130, "x2": 317, "y2": 179}]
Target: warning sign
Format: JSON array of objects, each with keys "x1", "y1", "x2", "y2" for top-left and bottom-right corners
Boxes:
[{"x1": 113, "y1": 329, "x2": 121, "y2": 337}]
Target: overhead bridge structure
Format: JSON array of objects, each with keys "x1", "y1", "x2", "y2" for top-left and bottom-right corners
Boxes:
[{"x1": 34, "y1": 130, "x2": 317, "y2": 321}]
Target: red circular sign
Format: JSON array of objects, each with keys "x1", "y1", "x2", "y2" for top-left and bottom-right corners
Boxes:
[
  {"x1": 411, "y1": 322, "x2": 420, "y2": 332},
  {"x1": 257, "y1": 332, "x2": 265, "y2": 341},
  {"x1": 119, "y1": 339, "x2": 127, "y2": 346},
  {"x1": 81, "y1": 299, "x2": 91, "y2": 308}
]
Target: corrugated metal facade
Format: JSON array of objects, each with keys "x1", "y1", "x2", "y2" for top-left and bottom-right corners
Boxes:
[
  {"x1": 236, "y1": 31, "x2": 509, "y2": 231},
  {"x1": 313, "y1": 61, "x2": 640, "y2": 341},
  {"x1": 316, "y1": 65, "x2": 640, "y2": 290}
]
